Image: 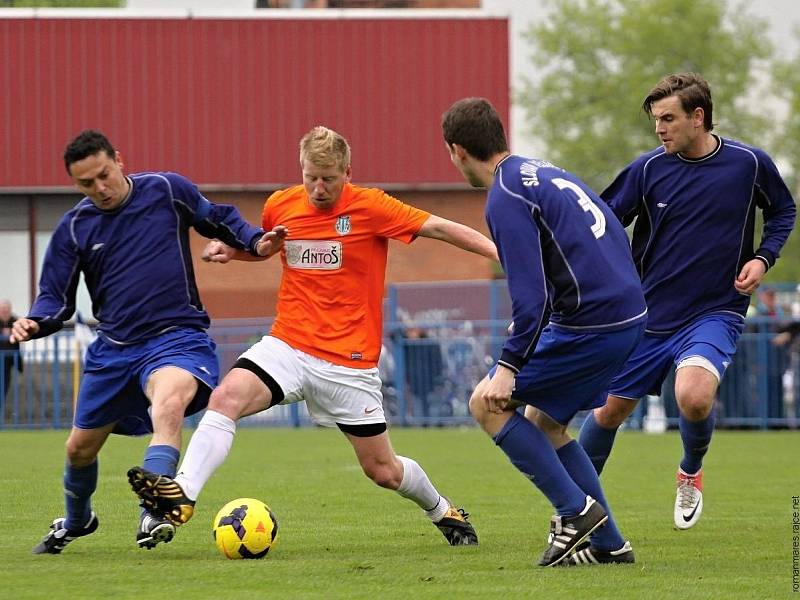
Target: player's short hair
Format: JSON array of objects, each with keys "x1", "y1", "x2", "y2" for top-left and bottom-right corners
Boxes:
[
  {"x1": 299, "y1": 126, "x2": 351, "y2": 172},
  {"x1": 643, "y1": 72, "x2": 714, "y2": 131},
  {"x1": 64, "y1": 130, "x2": 116, "y2": 173},
  {"x1": 441, "y1": 97, "x2": 509, "y2": 161}
]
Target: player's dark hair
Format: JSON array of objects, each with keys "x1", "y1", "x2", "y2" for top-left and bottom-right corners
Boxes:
[
  {"x1": 64, "y1": 130, "x2": 116, "y2": 173},
  {"x1": 442, "y1": 97, "x2": 509, "y2": 161},
  {"x1": 643, "y1": 72, "x2": 714, "y2": 131}
]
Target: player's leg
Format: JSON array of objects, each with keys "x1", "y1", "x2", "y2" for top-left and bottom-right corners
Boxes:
[
  {"x1": 129, "y1": 366, "x2": 274, "y2": 524},
  {"x1": 578, "y1": 333, "x2": 672, "y2": 474},
  {"x1": 32, "y1": 424, "x2": 113, "y2": 554},
  {"x1": 125, "y1": 330, "x2": 220, "y2": 545},
  {"x1": 527, "y1": 407, "x2": 633, "y2": 564},
  {"x1": 672, "y1": 364, "x2": 717, "y2": 529},
  {"x1": 469, "y1": 377, "x2": 605, "y2": 566},
  {"x1": 509, "y1": 324, "x2": 646, "y2": 565},
  {"x1": 340, "y1": 426, "x2": 477, "y2": 546},
  {"x1": 672, "y1": 314, "x2": 743, "y2": 529},
  {"x1": 578, "y1": 395, "x2": 638, "y2": 474},
  {"x1": 129, "y1": 335, "x2": 295, "y2": 525},
  {"x1": 133, "y1": 366, "x2": 200, "y2": 548},
  {"x1": 303, "y1": 353, "x2": 477, "y2": 546},
  {"x1": 34, "y1": 338, "x2": 131, "y2": 555}
]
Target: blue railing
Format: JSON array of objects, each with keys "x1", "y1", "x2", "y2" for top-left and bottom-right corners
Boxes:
[{"x1": 0, "y1": 315, "x2": 796, "y2": 430}]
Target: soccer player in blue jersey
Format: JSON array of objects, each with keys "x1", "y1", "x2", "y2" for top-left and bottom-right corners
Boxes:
[
  {"x1": 577, "y1": 73, "x2": 796, "y2": 530},
  {"x1": 11, "y1": 130, "x2": 281, "y2": 554},
  {"x1": 442, "y1": 98, "x2": 648, "y2": 566}
]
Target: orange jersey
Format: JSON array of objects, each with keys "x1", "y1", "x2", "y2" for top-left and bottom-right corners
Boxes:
[{"x1": 263, "y1": 183, "x2": 430, "y2": 368}]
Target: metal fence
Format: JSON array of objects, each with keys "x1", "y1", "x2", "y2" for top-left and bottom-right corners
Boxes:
[{"x1": 0, "y1": 314, "x2": 796, "y2": 431}]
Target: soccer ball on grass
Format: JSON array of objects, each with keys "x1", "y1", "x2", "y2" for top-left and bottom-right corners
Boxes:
[{"x1": 212, "y1": 497, "x2": 279, "y2": 559}]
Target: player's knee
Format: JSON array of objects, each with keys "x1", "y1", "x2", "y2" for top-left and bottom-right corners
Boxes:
[
  {"x1": 677, "y1": 390, "x2": 713, "y2": 420},
  {"x1": 152, "y1": 392, "x2": 191, "y2": 416},
  {"x1": 65, "y1": 437, "x2": 97, "y2": 466},
  {"x1": 362, "y1": 461, "x2": 401, "y2": 489},
  {"x1": 208, "y1": 384, "x2": 249, "y2": 419},
  {"x1": 594, "y1": 398, "x2": 634, "y2": 429}
]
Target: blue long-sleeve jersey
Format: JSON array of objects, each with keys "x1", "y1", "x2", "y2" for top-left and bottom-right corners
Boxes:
[
  {"x1": 29, "y1": 171, "x2": 264, "y2": 344},
  {"x1": 603, "y1": 135, "x2": 797, "y2": 334},
  {"x1": 489, "y1": 155, "x2": 647, "y2": 373}
]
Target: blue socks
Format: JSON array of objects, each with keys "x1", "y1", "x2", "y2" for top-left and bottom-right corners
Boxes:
[
  {"x1": 578, "y1": 411, "x2": 618, "y2": 475},
  {"x1": 143, "y1": 444, "x2": 180, "y2": 478},
  {"x1": 679, "y1": 412, "x2": 715, "y2": 474},
  {"x1": 494, "y1": 412, "x2": 586, "y2": 516},
  {"x1": 64, "y1": 460, "x2": 98, "y2": 531},
  {"x1": 556, "y1": 441, "x2": 625, "y2": 551},
  {"x1": 140, "y1": 445, "x2": 180, "y2": 518}
]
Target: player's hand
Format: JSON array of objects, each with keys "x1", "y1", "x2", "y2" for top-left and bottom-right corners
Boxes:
[
  {"x1": 255, "y1": 225, "x2": 289, "y2": 258},
  {"x1": 201, "y1": 239, "x2": 236, "y2": 263},
  {"x1": 735, "y1": 259, "x2": 767, "y2": 295},
  {"x1": 482, "y1": 365, "x2": 516, "y2": 414},
  {"x1": 9, "y1": 318, "x2": 39, "y2": 343}
]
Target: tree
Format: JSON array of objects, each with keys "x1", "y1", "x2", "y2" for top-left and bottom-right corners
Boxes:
[
  {"x1": 0, "y1": 1, "x2": 122, "y2": 6},
  {"x1": 763, "y1": 45, "x2": 800, "y2": 283},
  {"x1": 519, "y1": 0, "x2": 772, "y2": 192}
]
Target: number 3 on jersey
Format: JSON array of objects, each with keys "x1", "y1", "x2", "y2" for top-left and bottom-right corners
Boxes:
[{"x1": 551, "y1": 177, "x2": 606, "y2": 239}]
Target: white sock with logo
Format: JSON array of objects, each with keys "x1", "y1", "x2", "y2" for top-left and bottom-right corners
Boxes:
[
  {"x1": 395, "y1": 456, "x2": 448, "y2": 522},
  {"x1": 174, "y1": 410, "x2": 236, "y2": 501}
]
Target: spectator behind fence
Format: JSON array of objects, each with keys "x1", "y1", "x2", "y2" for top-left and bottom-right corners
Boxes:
[
  {"x1": 401, "y1": 324, "x2": 444, "y2": 420},
  {"x1": 0, "y1": 299, "x2": 23, "y2": 402},
  {"x1": 755, "y1": 287, "x2": 786, "y2": 320},
  {"x1": 772, "y1": 317, "x2": 800, "y2": 428}
]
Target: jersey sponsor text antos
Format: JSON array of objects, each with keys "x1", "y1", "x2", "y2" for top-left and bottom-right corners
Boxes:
[{"x1": 284, "y1": 240, "x2": 343, "y2": 270}]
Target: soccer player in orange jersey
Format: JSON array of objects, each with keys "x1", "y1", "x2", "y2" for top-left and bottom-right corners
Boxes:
[{"x1": 128, "y1": 126, "x2": 498, "y2": 547}]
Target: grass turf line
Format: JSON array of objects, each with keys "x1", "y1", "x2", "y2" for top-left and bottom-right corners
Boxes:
[{"x1": 1, "y1": 428, "x2": 794, "y2": 599}]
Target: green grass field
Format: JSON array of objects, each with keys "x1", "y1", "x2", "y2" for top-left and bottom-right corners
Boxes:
[{"x1": 2, "y1": 427, "x2": 796, "y2": 599}]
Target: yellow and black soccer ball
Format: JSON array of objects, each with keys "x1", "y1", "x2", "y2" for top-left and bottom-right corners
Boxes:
[{"x1": 212, "y1": 498, "x2": 279, "y2": 559}]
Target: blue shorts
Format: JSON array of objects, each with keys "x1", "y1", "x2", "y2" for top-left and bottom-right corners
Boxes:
[
  {"x1": 490, "y1": 322, "x2": 645, "y2": 425},
  {"x1": 76, "y1": 327, "x2": 219, "y2": 436},
  {"x1": 609, "y1": 312, "x2": 744, "y2": 400}
]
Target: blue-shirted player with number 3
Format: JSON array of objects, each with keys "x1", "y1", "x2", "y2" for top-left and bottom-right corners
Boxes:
[
  {"x1": 442, "y1": 98, "x2": 647, "y2": 567},
  {"x1": 11, "y1": 130, "x2": 281, "y2": 554},
  {"x1": 577, "y1": 73, "x2": 796, "y2": 531}
]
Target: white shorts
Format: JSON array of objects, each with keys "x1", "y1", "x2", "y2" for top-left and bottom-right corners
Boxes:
[{"x1": 238, "y1": 336, "x2": 385, "y2": 428}]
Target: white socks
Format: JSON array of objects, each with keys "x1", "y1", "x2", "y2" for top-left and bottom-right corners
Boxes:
[
  {"x1": 174, "y1": 410, "x2": 236, "y2": 501},
  {"x1": 395, "y1": 456, "x2": 448, "y2": 522}
]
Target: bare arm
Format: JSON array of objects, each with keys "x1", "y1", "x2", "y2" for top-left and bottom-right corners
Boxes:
[
  {"x1": 416, "y1": 215, "x2": 498, "y2": 262},
  {"x1": 202, "y1": 226, "x2": 288, "y2": 264}
]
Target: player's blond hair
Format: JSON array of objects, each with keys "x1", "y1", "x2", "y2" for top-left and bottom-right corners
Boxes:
[{"x1": 299, "y1": 126, "x2": 351, "y2": 172}]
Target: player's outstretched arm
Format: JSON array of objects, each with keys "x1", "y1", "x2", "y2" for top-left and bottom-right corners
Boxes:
[
  {"x1": 416, "y1": 215, "x2": 499, "y2": 262},
  {"x1": 202, "y1": 226, "x2": 288, "y2": 263}
]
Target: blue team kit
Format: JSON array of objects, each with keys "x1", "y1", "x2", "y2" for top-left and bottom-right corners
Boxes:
[
  {"x1": 601, "y1": 136, "x2": 795, "y2": 394},
  {"x1": 77, "y1": 327, "x2": 219, "y2": 435},
  {"x1": 28, "y1": 172, "x2": 263, "y2": 434},
  {"x1": 603, "y1": 136, "x2": 796, "y2": 335},
  {"x1": 486, "y1": 155, "x2": 648, "y2": 422}
]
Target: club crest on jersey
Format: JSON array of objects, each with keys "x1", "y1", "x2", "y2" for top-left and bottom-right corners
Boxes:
[{"x1": 335, "y1": 215, "x2": 352, "y2": 235}]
